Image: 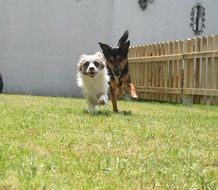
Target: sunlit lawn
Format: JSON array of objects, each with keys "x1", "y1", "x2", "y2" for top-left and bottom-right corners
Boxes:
[{"x1": 0, "y1": 94, "x2": 217, "y2": 190}]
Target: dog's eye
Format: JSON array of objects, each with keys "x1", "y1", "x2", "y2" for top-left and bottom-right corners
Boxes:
[
  {"x1": 93, "y1": 61, "x2": 100, "y2": 67},
  {"x1": 108, "y1": 57, "x2": 114, "y2": 63},
  {"x1": 83, "y1": 61, "x2": 90, "y2": 67}
]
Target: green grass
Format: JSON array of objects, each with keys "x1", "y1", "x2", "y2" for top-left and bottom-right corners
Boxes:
[{"x1": 0, "y1": 94, "x2": 217, "y2": 190}]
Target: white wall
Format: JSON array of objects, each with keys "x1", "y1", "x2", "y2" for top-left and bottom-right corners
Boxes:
[
  {"x1": 0, "y1": 0, "x2": 218, "y2": 97},
  {"x1": 111, "y1": 0, "x2": 218, "y2": 45},
  {"x1": 0, "y1": 0, "x2": 112, "y2": 97}
]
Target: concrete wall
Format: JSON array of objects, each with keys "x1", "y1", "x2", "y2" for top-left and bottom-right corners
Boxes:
[
  {"x1": 0, "y1": 0, "x2": 112, "y2": 97},
  {"x1": 111, "y1": 0, "x2": 218, "y2": 45},
  {"x1": 0, "y1": 0, "x2": 218, "y2": 97}
]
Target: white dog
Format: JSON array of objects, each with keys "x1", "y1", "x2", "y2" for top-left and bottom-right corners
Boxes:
[{"x1": 77, "y1": 52, "x2": 109, "y2": 113}]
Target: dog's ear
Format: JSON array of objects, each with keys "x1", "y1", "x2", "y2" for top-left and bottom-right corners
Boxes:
[
  {"x1": 117, "y1": 30, "x2": 129, "y2": 46},
  {"x1": 78, "y1": 54, "x2": 86, "y2": 71},
  {"x1": 95, "y1": 51, "x2": 105, "y2": 61},
  {"x1": 119, "y1": 40, "x2": 130, "y2": 54},
  {"x1": 95, "y1": 51, "x2": 106, "y2": 69},
  {"x1": 79, "y1": 54, "x2": 86, "y2": 62},
  {"x1": 95, "y1": 51, "x2": 104, "y2": 59},
  {"x1": 99, "y1": 43, "x2": 111, "y2": 57}
]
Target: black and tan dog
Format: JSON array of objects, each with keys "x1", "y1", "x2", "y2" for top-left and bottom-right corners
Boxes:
[{"x1": 99, "y1": 31, "x2": 138, "y2": 112}]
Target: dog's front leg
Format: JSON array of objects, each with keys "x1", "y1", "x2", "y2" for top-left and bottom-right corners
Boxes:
[
  {"x1": 129, "y1": 83, "x2": 138, "y2": 99},
  {"x1": 123, "y1": 81, "x2": 138, "y2": 99},
  {"x1": 110, "y1": 81, "x2": 119, "y2": 113},
  {"x1": 110, "y1": 86, "x2": 118, "y2": 113},
  {"x1": 120, "y1": 74, "x2": 138, "y2": 99},
  {"x1": 86, "y1": 100, "x2": 96, "y2": 113}
]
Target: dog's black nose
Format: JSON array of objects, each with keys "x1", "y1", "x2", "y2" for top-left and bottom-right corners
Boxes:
[
  {"x1": 114, "y1": 69, "x2": 120, "y2": 77},
  {"x1": 114, "y1": 72, "x2": 120, "y2": 77},
  {"x1": 89, "y1": 67, "x2": 95, "y2": 71}
]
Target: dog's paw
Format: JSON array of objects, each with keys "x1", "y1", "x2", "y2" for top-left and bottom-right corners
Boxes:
[
  {"x1": 98, "y1": 95, "x2": 108, "y2": 106},
  {"x1": 86, "y1": 104, "x2": 96, "y2": 114},
  {"x1": 129, "y1": 83, "x2": 138, "y2": 100},
  {"x1": 98, "y1": 99, "x2": 106, "y2": 105},
  {"x1": 130, "y1": 94, "x2": 138, "y2": 100}
]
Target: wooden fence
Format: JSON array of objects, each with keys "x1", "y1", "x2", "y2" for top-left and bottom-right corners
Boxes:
[{"x1": 128, "y1": 35, "x2": 218, "y2": 105}]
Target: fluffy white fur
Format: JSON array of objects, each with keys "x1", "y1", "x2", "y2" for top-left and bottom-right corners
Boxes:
[{"x1": 77, "y1": 52, "x2": 109, "y2": 113}]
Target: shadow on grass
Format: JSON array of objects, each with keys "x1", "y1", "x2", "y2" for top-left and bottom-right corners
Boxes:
[
  {"x1": 119, "y1": 110, "x2": 133, "y2": 115},
  {"x1": 82, "y1": 109, "x2": 133, "y2": 116},
  {"x1": 82, "y1": 109, "x2": 112, "y2": 116}
]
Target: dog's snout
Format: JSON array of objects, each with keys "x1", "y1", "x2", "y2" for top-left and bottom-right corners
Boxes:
[
  {"x1": 89, "y1": 67, "x2": 95, "y2": 71},
  {"x1": 114, "y1": 71, "x2": 120, "y2": 76},
  {"x1": 114, "y1": 68, "x2": 120, "y2": 77}
]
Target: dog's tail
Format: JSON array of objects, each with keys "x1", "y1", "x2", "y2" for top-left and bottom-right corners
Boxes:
[{"x1": 116, "y1": 30, "x2": 129, "y2": 47}]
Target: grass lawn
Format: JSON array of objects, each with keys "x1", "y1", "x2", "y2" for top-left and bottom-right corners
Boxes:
[{"x1": 0, "y1": 94, "x2": 217, "y2": 190}]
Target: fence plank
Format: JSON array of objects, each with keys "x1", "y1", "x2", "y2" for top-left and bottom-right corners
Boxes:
[
  {"x1": 200, "y1": 36, "x2": 207, "y2": 104},
  {"x1": 177, "y1": 40, "x2": 183, "y2": 103},
  {"x1": 207, "y1": 36, "x2": 212, "y2": 103},
  {"x1": 194, "y1": 37, "x2": 201, "y2": 103}
]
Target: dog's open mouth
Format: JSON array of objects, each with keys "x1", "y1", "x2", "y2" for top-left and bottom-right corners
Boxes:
[{"x1": 88, "y1": 72, "x2": 97, "y2": 78}]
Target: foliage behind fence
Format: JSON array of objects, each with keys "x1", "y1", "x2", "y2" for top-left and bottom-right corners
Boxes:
[{"x1": 128, "y1": 35, "x2": 218, "y2": 105}]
